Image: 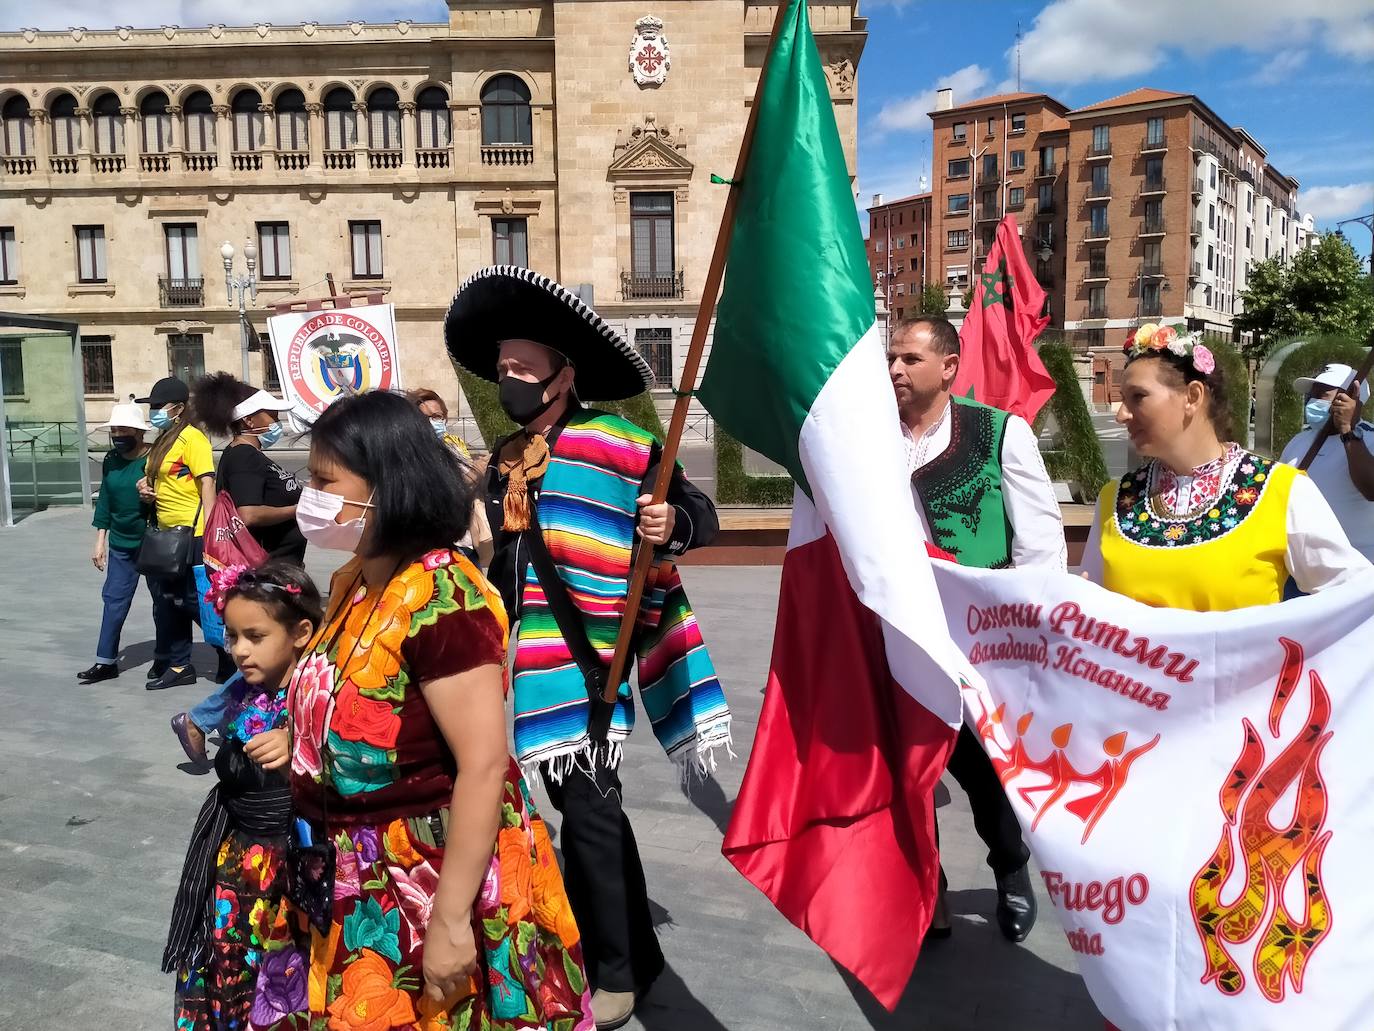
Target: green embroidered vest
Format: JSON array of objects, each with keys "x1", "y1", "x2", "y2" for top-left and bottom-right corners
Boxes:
[{"x1": 911, "y1": 396, "x2": 1013, "y2": 569}]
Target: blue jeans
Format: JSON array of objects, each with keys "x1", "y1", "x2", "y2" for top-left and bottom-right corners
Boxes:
[
  {"x1": 189, "y1": 679, "x2": 235, "y2": 735},
  {"x1": 148, "y1": 536, "x2": 225, "y2": 668},
  {"x1": 95, "y1": 545, "x2": 152, "y2": 664}
]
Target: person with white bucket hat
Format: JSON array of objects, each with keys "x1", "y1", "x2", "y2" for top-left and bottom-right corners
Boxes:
[
  {"x1": 1281, "y1": 362, "x2": 1374, "y2": 561},
  {"x1": 79, "y1": 401, "x2": 155, "y2": 684}
]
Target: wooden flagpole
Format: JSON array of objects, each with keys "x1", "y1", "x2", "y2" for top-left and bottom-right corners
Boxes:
[
  {"x1": 1295, "y1": 344, "x2": 1374, "y2": 471},
  {"x1": 599, "y1": 0, "x2": 793, "y2": 702}
]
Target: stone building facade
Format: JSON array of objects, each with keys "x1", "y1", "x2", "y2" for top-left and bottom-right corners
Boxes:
[
  {"x1": 865, "y1": 190, "x2": 931, "y2": 324},
  {"x1": 0, "y1": 2, "x2": 867, "y2": 426}
]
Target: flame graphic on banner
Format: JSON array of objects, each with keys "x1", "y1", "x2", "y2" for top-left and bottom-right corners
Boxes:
[
  {"x1": 970, "y1": 691, "x2": 1159, "y2": 844},
  {"x1": 1190, "y1": 637, "x2": 1333, "y2": 1003}
]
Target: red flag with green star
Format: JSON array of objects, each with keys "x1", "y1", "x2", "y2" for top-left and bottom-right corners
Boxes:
[{"x1": 953, "y1": 214, "x2": 1054, "y2": 422}]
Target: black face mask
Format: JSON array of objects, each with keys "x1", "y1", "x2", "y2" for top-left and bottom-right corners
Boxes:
[
  {"x1": 111, "y1": 436, "x2": 137, "y2": 454},
  {"x1": 499, "y1": 371, "x2": 561, "y2": 426}
]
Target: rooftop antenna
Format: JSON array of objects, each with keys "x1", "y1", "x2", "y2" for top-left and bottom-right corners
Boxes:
[{"x1": 1015, "y1": 22, "x2": 1023, "y2": 91}]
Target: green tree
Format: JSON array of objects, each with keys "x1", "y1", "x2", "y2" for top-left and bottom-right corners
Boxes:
[{"x1": 918, "y1": 283, "x2": 949, "y2": 316}]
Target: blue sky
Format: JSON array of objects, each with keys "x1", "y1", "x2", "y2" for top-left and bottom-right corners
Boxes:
[
  {"x1": 5, "y1": 0, "x2": 1373, "y2": 256},
  {"x1": 858, "y1": 0, "x2": 1374, "y2": 259}
]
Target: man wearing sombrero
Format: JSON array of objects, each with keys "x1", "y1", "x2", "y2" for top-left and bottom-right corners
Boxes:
[{"x1": 446, "y1": 266, "x2": 732, "y2": 1029}]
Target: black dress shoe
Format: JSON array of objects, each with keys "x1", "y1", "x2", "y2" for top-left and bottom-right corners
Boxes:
[
  {"x1": 77, "y1": 662, "x2": 119, "y2": 684},
  {"x1": 146, "y1": 660, "x2": 170, "y2": 681},
  {"x1": 214, "y1": 651, "x2": 238, "y2": 684},
  {"x1": 147, "y1": 666, "x2": 197, "y2": 691},
  {"x1": 995, "y1": 863, "x2": 1038, "y2": 942}
]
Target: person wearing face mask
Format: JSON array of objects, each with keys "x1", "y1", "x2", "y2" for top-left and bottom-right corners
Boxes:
[
  {"x1": 445, "y1": 266, "x2": 731, "y2": 1030},
  {"x1": 409, "y1": 386, "x2": 471, "y2": 457},
  {"x1": 283, "y1": 389, "x2": 593, "y2": 1029},
  {"x1": 1279, "y1": 363, "x2": 1374, "y2": 562},
  {"x1": 79, "y1": 402, "x2": 156, "y2": 684},
  {"x1": 135, "y1": 376, "x2": 231, "y2": 691},
  {"x1": 407, "y1": 386, "x2": 492, "y2": 564}
]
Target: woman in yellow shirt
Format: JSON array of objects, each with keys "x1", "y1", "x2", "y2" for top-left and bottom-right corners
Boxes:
[
  {"x1": 1082, "y1": 325, "x2": 1368, "y2": 609},
  {"x1": 135, "y1": 376, "x2": 230, "y2": 690}
]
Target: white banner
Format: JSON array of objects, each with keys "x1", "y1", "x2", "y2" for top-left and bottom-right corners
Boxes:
[
  {"x1": 933, "y1": 564, "x2": 1374, "y2": 1031},
  {"x1": 266, "y1": 304, "x2": 401, "y2": 427}
]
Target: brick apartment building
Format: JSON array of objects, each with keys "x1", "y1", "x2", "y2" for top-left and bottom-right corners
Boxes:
[
  {"x1": 866, "y1": 86, "x2": 1314, "y2": 352},
  {"x1": 866, "y1": 190, "x2": 930, "y2": 322}
]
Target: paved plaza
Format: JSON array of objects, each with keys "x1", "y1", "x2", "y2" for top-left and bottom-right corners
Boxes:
[{"x1": 0, "y1": 509, "x2": 1099, "y2": 1030}]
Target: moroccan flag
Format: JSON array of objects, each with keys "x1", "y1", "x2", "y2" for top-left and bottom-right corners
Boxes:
[
  {"x1": 953, "y1": 213, "x2": 1055, "y2": 422},
  {"x1": 697, "y1": 0, "x2": 971, "y2": 1009}
]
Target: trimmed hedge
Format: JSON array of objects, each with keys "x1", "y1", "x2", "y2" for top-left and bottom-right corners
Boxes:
[
  {"x1": 1270, "y1": 337, "x2": 1371, "y2": 457},
  {"x1": 714, "y1": 429, "x2": 794, "y2": 506},
  {"x1": 1034, "y1": 339, "x2": 1109, "y2": 499}
]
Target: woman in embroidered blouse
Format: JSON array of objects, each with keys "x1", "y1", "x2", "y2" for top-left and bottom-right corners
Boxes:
[
  {"x1": 1082, "y1": 324, "x2": 1369, "y2": 610},
  {"x1": 286, "y1": 390, "x2": 590, "y2": 1029}
]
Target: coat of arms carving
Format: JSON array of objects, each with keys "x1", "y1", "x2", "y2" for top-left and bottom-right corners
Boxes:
[{"x1": 629, "y1": 16, "x2": 671, "y2": 89}]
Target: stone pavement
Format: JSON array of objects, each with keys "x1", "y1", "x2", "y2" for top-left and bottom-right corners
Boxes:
[{"x1": 0, "y1": 509, "x2": 1099, "y2": 1030}]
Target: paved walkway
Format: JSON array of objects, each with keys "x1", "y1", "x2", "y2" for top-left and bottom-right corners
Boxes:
[{"x1": 0, "y1": 509, "x2": 1099, "y2": 1030}]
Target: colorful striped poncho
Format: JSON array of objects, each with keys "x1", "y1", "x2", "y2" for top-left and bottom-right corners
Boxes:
[{"x1": 511, "y1": 409, "x2": 732, "y2": 779}]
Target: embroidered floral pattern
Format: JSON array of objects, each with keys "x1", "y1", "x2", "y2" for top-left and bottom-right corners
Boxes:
[{"x1": 1115, "y1": 451, "x2": 1277, "y2": 548}]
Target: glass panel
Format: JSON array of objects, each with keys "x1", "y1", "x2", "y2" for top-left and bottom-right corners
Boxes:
[
  {"x1": 1, "y1": 332, "x2": 86, "y2": 518},
  {"x1": 167, "y1": 333, "x2": 205, "y2": 382},
  {"x1": 367, "y1": 225, "x2": 382, "y2": 275},
  {"x1": 81, "y1": 338, "x2": 114, "y2": 394},
  {"x1": 0, "y1": 227, "x2": 16, "y2": 283}
]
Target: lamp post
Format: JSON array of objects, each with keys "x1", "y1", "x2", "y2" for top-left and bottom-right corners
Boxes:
[{"x1": 221, "y1": 239, "x2": 258, "y2": 383}]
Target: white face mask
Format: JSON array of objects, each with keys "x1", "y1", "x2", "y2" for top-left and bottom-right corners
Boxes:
[{"x1": 296, "y1": 485, "x2": 374, "y2": 553}]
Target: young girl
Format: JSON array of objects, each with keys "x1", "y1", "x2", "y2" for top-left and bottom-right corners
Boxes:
[{"x1": 164, "y1": 560, "x2": 323, "y2": 1030}]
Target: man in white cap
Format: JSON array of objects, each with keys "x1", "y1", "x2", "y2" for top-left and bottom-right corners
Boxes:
[{"x1": 1281, "y1": 363, "x2": 1374, "y2": 561}]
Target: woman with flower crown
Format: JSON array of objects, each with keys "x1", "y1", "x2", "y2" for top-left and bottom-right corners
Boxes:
[{"x1": 1081, "y1": 323, "x2": 1369, "y2": 610}]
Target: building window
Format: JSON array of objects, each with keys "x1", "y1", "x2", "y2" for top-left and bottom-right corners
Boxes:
[
  {"x1": 167, "y1": 333, "x2": 205, "y2": 383},
  {"x1": 875, "y1": 239, "x2": 885, "y2": 253},
  {"x1": 1145, "y1": 198, "x2": 1162, "y2": 224},
  {"x1": 0, "y1": 340, "x2": 23, "y2": 396},
  {"x1": 0, "y1": 226, "x2": 16, "y2": 284},
  {"x1": 257, "y1": 222, "x2": 291, "y2": 280},
  {"x1": 910, "y1": 257, "x2": 920, "y2": 271},
  {"x1": 985, "y1": 117, "x2": 996, "y2": 137},
  {"x1": 92, "y1": 93, "x2": 124, "y2": 155},
  {"x1": 982, "y1": 154, "x2": 998, "y2": 179},
  {"x1": 1245, "y1": 226, "x2": 1253, "y2": 249},
  {"x1": 140, "y1": 90, "x2": 172, "y2": 153},
  {"x1": 1209, "y1": 163, "x2": 1217, "y2": 188},
  {"x1": 1038, "y1": 145, "x2": 1055, "y2": 173},
  {"x1": 1088, "y1": 246, "x2": 1106, "y2": 277},
  {"x1": 51, "y1": 93, "x2": 81, "y2": 155},
  {"x1": 1011, "y1": 112, "x2": 1027, "y2": 133},
  {"x1": 947, "y1": 158, "x2": 969, "y2": 179},
  {"x1": 1142, "y1": 282, "x2": 1161, "y2": 312},
  {"x1": 481, "y1": 75, "x2": 532, "y2": 146},
  {"x1": 75, "y1": 225, "x2": 107, "y2": 283},
  {"x1": 493, "y1": 218, "x2": 529, "y2": 267},
  {"x1": 1091, "y1": 124, "x2": 1109, "y2": 154},
  {"x1": 1145, "y1": 116, "x2": 1164, "y2": 146},
  {"x1": 952, "y1": 121, "x2": 966, "y2": 142},
  {"x1": 946, "y1": 265, "x2": 968, "y2": 286},
  {"x1": 1090, "y1": 206, "x2": 1109, "y2": 236},
  {"x1": 1208, "y1": 203, "x2": 1215, "y2": 230},
  {"x1": 324, "y1": 88, "x2": 358, "y2": 151},
  {"x1": 1091, "y1": 163, "x2": 1109, "y2": 194},
  {"x1": 232, "y1": 88, "x2": 265, "y2": 151},
  {"x1": 948, "y1": 193, "x2": 970, "y2": 213},
  {"x1": 1207, "y1": 244, "x2": 1214, "y2": 271},
  {"x1": 1009, "y1": 186, "x2": 1025, "y2": 207},
  {"x1": 417, "y1": 87, "x2": 451, "y2": 149},
  {"x1": 81, "y1": 336, "x2": 114, "y2": 395},
  {"x1": 947, "y1": 229, "x2": 969, "y2": 249},
  {"x1": 635, "y1": 327, "x2": 673, "y2": 389},
  {"x1": 1010, "y1": 149, "x2": 1025, "y2": 170},
  {"x1": 1037, "y1": 183, "x2": 1053, "y2": 209},
  {"x1": 276, "y1": 89, "x2": 308, "y2": 151},
  {"x1": 1143, "y1": 241, "x2": 1161, "y2": 270},
  {"x1": 2, "y1": 95, "x2": 34, "y2": 156},
  {"x1": 367, "y1": 87, "x2": 401, "y2": 151},
  {"x1": 183, "y1": 90, "x2": 215, "y2": 153},
  {"x1": 631, "y1": 192, "x2": 674, "y2": 278},
  {"x1": 895, "y1": 236, "x2": 905, "y2": 250},
  {"x1": 1089, "y1": 285, "x2": 1106, "y2": 316},
  {"x1": 349, "y1": 220, "x2": 383, "y2": 279},
  {"x1": 263, "y1": 336, "x2": 282, "y2": 393},
  {"x1": 163, "y1": 224, "x2": 199, "y2": 282},
  {"x1": 1034, "y1": 223, "x2": 1055, "y2": 249},
  {"x1": 1246, "y1": 191, "x2": 1253, "y2": 214},
  {"x1": 1145, "y1": 156, "x2": 1163, "y2": 186}
]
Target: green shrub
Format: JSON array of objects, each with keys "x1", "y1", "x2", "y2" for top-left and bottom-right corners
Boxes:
[
  {"x1": 1270, "y1": 337, "x2": 1371, "y2": 457},
  {"x1": 1034, "y1": 339, "x2": 1109, "y2": 499},
  {"x1": 714, "y1": 429, "x2": 793, "y2": 506}
]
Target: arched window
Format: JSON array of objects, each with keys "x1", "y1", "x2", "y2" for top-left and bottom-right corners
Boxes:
[
  {"x1": 367, "y1": 87, "x2": 400, "y2": 151},
  {"x1": 232, "y1": 89, "x2": 264, "y2": 151},
  {"x1": 92, "y1": 93, "x2": 124, "y2": 154},
  {"x1": 480, "y1": 75, "x2": 531, "y2": 146},
  {"x1": 50, "y1": 94, "x2": 80, "y2": 155},
  {"x1": 276, "y1": 88, "x2": 307, "y2": 151},
  {"x1": 416, "y1": 86, "x2": 450, "y2": 150},
  {"x1": 140, "y1": 90, "x2": 171, "y2": 153},
  {"x1": 184, "y1": 90, "x2": 215, "y2": 152},
  {"x1": 2, "y1": 96, "x2": 33, "y2": 156},
  {"x1": 323, "y1": 88, "x2": 356, "y2": 151}
]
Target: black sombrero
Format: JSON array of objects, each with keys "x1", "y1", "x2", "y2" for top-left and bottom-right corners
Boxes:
[{"x1": 444, "y1": 266, "x2": 653, "y2": 401}]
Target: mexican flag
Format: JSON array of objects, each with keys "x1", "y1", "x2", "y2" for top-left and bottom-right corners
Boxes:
[{"x1": 697, "y1": 0, "x2": 972, "y2": 1009}]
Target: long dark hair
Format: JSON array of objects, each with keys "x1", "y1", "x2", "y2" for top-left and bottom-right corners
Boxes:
[
  {"x1": 1125, "y1": 349, "x2": 1233, "y2": 441},
  {"x1": 144, "y1": 378, "x2": 198, "y2": 486},
  {"x1": 192, "y1": 372, "x2": 257, "y2": 438},
  {"x1": 309, "y1": 390, "x2": 474, "y2": 560}
]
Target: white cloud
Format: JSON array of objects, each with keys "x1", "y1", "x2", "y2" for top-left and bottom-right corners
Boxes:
[
  {"x1": 1246, "y1": 48, "x2": 1308, "y2": 86},
  {"x1": 1015, "y1": 0, "x2": 1374, "y2": 85},
  {"x1": 1298, "y1": 182, "x2": 1374, "y2": 222},
  {"x1": 873, "y1": 63, "x2": 990, "y2": 135},
  {"x1": 1, "y1": 1, "x2": 443, "y2": 31}
]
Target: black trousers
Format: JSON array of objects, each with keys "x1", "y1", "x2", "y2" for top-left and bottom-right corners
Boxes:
[
  {"x1": 942, "y1": 724, "x2": 1030, "y2": 878},
  {"x1": 541, "y1": 754, "x2": 665, "y2": 994}
]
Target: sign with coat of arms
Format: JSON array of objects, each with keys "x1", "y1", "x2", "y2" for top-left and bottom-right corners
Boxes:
[
  {"x1": 266, "y1": 303, "x2": 402, "y2": 427},
  {"x1": 630, "y1": 15, "x2": 671, "y2": 88}
]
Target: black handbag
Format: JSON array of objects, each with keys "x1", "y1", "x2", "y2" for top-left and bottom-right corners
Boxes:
[{"x1": 137, "y1": 496, "x2": 202, "y2": 580}]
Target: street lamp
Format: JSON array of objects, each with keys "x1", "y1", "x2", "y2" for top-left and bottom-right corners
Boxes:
[{"x1": 222, "y1": 239, "x2": 258, "y2": 383}]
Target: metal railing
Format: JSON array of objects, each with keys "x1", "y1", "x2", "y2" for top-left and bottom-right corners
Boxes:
[
  {"x1": 1038, "y1": 199, "x2": 1057, "y2": 215},
  {"x1": 1141, "y1": 217, "x2": 1166, "y2": 235},
  {"x1": 1087, "y1": 183, "x2": 1111, "y2": 199},
  {"x1": 1139, "y1": 177, "x2": 1166, "y2": 195},
  {"x1": 1190, "y1": 260, "x2": 1202, "y2": 278},
  {"x1": 159, "y1": 276, "x2": 205, "y2": 308},
  {"x1": 1035, "y1": 162, "x2": 1057, "y2": 178},
  {"x1": 1087, "y1": 142, "x2": 1111, "y2": 158},
  {"x1": 1191, "y1": 218, "x2": 1203, "y2": 236},
  {"x1": 1084, "y1": 225, "x2": 1111, "y2": 242},
  {"x1": 1087, "y1": 303, "x2": 1108, "y2": 318},
  {"x1": 1140, "y1": 136, "x2": 1167, "y2": 153},
  {"x1": 621, "y1": 269, "x2": 685, "y2": 300},
  {"x1": 1192, "y1": 177, "x2": 1205, "y2": 195},
  {"x1": 1083, "y1": 265, "x2": 1109, "y2": 282},
  {"x1": 1140, "y1": 262, "x2": 1164, "y2": 277},
  {"x1": 1140, "y1": 300, "x2": 1163, "y2": 316}
]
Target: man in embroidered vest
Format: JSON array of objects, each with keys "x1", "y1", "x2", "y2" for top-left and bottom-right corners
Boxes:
[
  {"x1": 889, "y1": 315, "x2": 1066, "y2": 943},
  {"x1": 446, "y1": 266, "x2": 731, "y2": 1030}
]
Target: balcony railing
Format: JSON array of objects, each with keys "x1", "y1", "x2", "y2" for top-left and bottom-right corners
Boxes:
[
  {"x1": 92, "y1": 154, "x2": 125, "y2": 174},
  {"x1": 50, "y1": 155, "x2": 78, "y2": 174},
  {"x1": 1141, "y1": 217, "x2": 1166, "y2": 236},
  {"x1": 1140, "y1": 262, "x2": 1164, "y2": 278},
  {"x1": 1038, "y1": 199, "x2": 1057, "y2": 215},
  {"x1": 1192, "y1": 177, "x2": 1205, "y2": 196},
  {"x1": 1084, "y1": 266, "x2": 1109, "y2": 282},
  {"x1": 1036, "y1": 272, "x2": 1055, "y2": 288},
  {"x1": 1191, "y1": 219, "x2": 1203, "y2": 237},
  {"x1": 183, "y1": 151, "x2": 216, "y2": 172},
  {"x1": 977, "y1": 207, "x2": 1001, "y2": 222},
  {"x1": 276, "y1": 151, "x2": 309, "y2": 171},
  {"x1": 417, "y1": 148, "x2": 451, "y2": 169},
  {"x1": 1087, "y1": 142, "x2": 1112, "y2": 159},
  {"x1": 977, "y1": 170, "x2": 1001, "y2": 185},
  {"x1": 1139, "y1": 300, "x2": 1163, "y2": 316},
  {"x1": 1035, "y1": 162, "x2": 1057, "y2": 178},
  {"x1": 1190, "y1": 260, "x2": 1202, "y2": 279},
  {"x1": 1033, "y1": 237, "x2": 1055, "y2": 252},
  {"x1": 2, "y1": 155, "x2": 36, "y2": 175},
  {"x1": 231, "y1": 151, "x2": 263, "y2": 172},
  {"x1": 621, "y1": 269, "x2": 685, "y2": 300},
  {"x1": 140, "y1": 153, "x2": 171, "y2": 173},
  {"x1": 324, "y1": 149, "x2": 355, "y2": 170},
  {"x1": 1086, "y1": 183, "x2": 1112, "y2": 199},
  {"x1": 1084, "y1": 225, "x2": 1111, "y2": 243},
  {"x1": 1140, "y1": 136, "x2": 1167, "y2": 154},
  {"x1": 368, "y1": 149, "x2": 402, "y2": 170},
  {"x1": 159, "y1": 276, "x2": 204, "y2": 308},
  {"x1": 481, "y1": 144, "x2": 535, "y2": 166},
  {"x1": 1087, "y1": 303, "x2": 1109, "y2": 319}
]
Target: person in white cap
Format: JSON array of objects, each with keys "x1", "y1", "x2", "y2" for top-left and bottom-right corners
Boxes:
[
  {"x1": 1280, "y1": 363, "x2": 1374, "y2": 561},
  {"x1": 79, "y1": 402, "x2": 156, "y2": 684}
]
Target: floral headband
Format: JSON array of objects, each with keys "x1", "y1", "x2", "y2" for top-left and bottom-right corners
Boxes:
[
  {"x1": 1122, "y1": 322, "x2": 1214, "y2": 375},
  {"x1": 205, "y1": 562, "x2": 302, "y2": 614}
]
